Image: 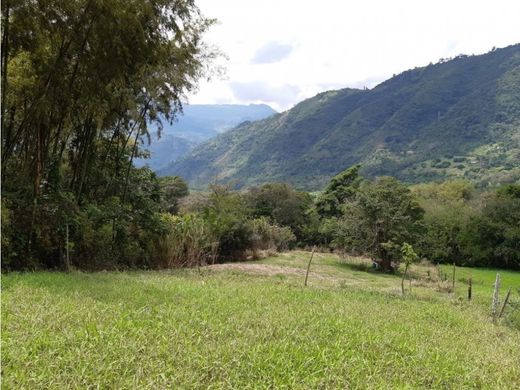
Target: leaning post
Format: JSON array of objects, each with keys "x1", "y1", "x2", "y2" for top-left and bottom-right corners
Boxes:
[{"x1": 304, "y1": 246, "x2": 317, "y2": 287}]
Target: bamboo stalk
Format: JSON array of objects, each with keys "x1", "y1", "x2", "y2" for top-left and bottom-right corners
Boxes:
[{"x1": 66, "y1": 223, "x2": 70, "y2": 271}]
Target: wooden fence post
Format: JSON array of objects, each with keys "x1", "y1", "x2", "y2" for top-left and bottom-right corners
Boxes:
[
  {"x1": 304, "y1": 246, "x2": 316, "y2": 287},
  {"x1": 498, "y1": 287, "x2": 512, "y2": 319},
  {"x1": 491, "y1": 273, "x2": 501, "y2": 322},
  {"x1": 451, "y1": 262, "x2": 456, "y2": 291},
  {"x1": 467, "y1": 277, "x2": 472, "y2": 300}
]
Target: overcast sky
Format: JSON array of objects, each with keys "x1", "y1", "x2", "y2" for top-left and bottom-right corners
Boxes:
[{"x1": 188, "y1": 0, "x2": 520, "y2": 111}]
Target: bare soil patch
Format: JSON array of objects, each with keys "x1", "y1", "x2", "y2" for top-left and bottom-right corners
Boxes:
[{"x1": 205, "y1": 262, "x2": 333, "y2": 280}]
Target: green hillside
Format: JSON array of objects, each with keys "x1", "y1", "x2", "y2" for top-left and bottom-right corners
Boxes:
[
  {"x1": 135, "y1": 104, "x2": 276, "y2": 171},
  {"x1": 164, "y1": 44, "x2": 520, "y2": 189}
]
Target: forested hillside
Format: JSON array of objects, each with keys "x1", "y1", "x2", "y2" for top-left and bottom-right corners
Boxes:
[
  {"x1": 166, "y1": 44, "x2": 520, "y2": 189},
  {"x1": 135, "y1": 104, "x2": 276, "y2": 171}
]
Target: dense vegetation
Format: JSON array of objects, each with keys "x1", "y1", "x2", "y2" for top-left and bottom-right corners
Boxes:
[
  {"x1": 314, "y1": 168, "x2": 520, "y2": 270},
  {"x1": 135, "y1": 104, "x2": 276, "y2": 171},
  {"x1": 3, "y1": 156, "x2": 520, "y2": 270},
  {"x1": 0, "y1": 0, "x2": 216, "y2": 269},
  {"x1": 3, "y1": 255, "x2": 519, "y2": 388},
  {"x1": 2, "y1": 2, "x2": 518, "y2": 272},
  {"x1": 166, "y1": 44, "x2": 520, "y2": 190}
]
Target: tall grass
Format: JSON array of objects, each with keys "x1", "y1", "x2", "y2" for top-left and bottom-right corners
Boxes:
[
  {"x1": 247, "y1": 217, "x2": 296, "y2": 257},
  {"x1": 152, "y1": 214, "x2": 218, "y2": 268}
]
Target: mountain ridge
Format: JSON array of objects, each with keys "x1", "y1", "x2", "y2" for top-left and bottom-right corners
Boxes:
[
  {"x1": 162, "y1": 44, "x2": 520, "y2": 189},
  {"x1": 136, "y1": 104, "x2": 276, "y2": 170}
]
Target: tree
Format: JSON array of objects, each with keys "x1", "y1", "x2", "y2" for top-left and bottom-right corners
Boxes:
[
  {"x1": 459, "y1": 185, "x2": 520, "y2": 269},
  {"x1": 246, "y1": 183, "x2": 312, "y2": 239},
  {"x1": 1, "y1": 0, "x2": 218, "y2": 269},
  {"x1": 333, "y1": 177, "x2": 424, "y2": 271},
  {"x1": 316, "y1": 165, "x2": 362, "y2": 217},
  {"x1": 400, "y1": 243, "x2": 419, "y2": 295},
  {"x1": 202, "y1": 185, "x2": 252, "y2": 260},
  {"x1": 413, "y1": 180, "x2": 476, "y2": 264},
  {"x1": 159, "y1": 176, "x2": 189, "y2": 214}
]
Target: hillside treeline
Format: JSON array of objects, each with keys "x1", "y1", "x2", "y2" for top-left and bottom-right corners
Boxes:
[{"x1": 3, "y1": 163, "x2": 519, "y2": 270}]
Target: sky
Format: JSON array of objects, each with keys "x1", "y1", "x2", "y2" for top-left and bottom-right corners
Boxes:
[{"x1": 188, "y1": 0, "x2": 520, "y2": 112}]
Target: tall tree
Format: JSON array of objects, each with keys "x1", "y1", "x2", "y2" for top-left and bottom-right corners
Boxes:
[
  {"x1": 1, "y1": 0, "x2": 218, "y2": 268},
  {"x1": 316, "y1": 165, "x2": 362, "y2": 217}
]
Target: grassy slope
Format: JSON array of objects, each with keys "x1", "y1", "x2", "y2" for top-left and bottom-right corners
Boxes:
[{"x1": 2, "y1": 252, "x2": 520, "y2": 389}]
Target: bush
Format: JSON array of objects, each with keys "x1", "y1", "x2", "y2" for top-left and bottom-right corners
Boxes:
[
  {"x1": 459, "y1": 187, "x2": 520, "y2": 269},
  {"x1": 152, "y1": 214, "x2": 218, "y2": 268},
  {"x1": 246, "y1": 217, "x2": 296, "y2": 255},
  {"x1": 246, "y1": 183, "x2": 312, "y2": 239},
  {"x1": 433, "y1": 161, "x2": 451, "y2": 169}
]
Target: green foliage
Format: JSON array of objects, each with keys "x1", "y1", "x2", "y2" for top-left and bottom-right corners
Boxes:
[
  {"x1": 316, "y1": 165, "x2": 361, "y2": 217},
  {"x1": 415, "y1": 182, "x2": 520, "y2": 270},
  {"x1": 400, "y1": 242, "x2": 419, "y2": 294},
  {"x1": 1, "y1": 0, "x2": 216, "y2": 269},
  {"x1": 1, "y1": 198, "x2": 13, "y2": 265},
  {"x1": 246, "y1": 182, "x2": 312, "y2": 240},
  {"x1": 459, "y1": 187, "x2": 520, "y2": 269},
  {"x1": 159, "y1": 176, "x2": 189, "y2": 214},
  {"x1": 413, "y1": 180, "x2": 476, "y2": 264},
  {"x1": 200, "y1": 185, "x2": 253, "y2": 260},
  {"x1": 169, "y1": 45, "x2": 520, "y2": 190},
  {"x1": 331, "y1": 177, "x2": 424, "y2": 270},
  {"x1": 152, "y1": 213, "x2": 218, "y2": 268},
  {"x1": 412, "y1": 180, "x2": 474, "y2": 202},
  {"x1": 246, "y1": 217, "x2": 296, "y2": 254},
  {"x1": 401, "y1": 242, "x2": 419, "y2": 266},
  {"x1": 497, "y1": 183, "x2": 520, "y2": 199}
]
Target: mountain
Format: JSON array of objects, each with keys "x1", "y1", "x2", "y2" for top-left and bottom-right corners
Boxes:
[
  {"x1": 135, "y1": 104, "x2": 276, "y2": 170},
  {"x1": 163, "y1": 44, "x2": 520, "y2": 189}
]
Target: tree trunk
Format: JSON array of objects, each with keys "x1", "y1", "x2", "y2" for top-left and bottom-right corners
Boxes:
[
  {"x1": 378, "y1": 257, "x2": 393, "y2": 272},
  {"x1": 1, "y1": 3, "x2": 10, "y2": 132}
]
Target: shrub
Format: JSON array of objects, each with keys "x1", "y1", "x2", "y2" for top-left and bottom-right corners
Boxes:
[
  {"x1": 246, "y1": 217, "x2": 296, "y2": 255},
  {"x1": 152, "y1": 214, "x2": 218, "y2": 268},
  {"x1": 246, "y1": 183, "x2": 312, "y2": 239},
  {"x1": 433, "y1": 161, "x2": 451, "y2": 169}
]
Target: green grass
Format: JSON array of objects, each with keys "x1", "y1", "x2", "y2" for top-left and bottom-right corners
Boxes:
[{"x1": 2, "y1": 252, "x2": 520, "y2": 389}]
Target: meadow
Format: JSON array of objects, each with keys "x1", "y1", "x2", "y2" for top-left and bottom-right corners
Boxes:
[{"x1": 2, "y1": 252, "x2": 520, "y2": 389}]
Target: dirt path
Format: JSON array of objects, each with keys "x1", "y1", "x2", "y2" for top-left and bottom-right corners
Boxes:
[{"x1": 205, "y1": 262, "x2": 335, "y2": 280}]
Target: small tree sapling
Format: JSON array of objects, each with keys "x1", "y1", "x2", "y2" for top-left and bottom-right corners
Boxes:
[{"x1": 401, "y1": 243, "x2": 419, "y2": 295}]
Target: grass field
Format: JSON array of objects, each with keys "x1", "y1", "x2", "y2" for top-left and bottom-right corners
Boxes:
[{"x1": 2, "y1": 252, "x2": 520, "y2": 388}]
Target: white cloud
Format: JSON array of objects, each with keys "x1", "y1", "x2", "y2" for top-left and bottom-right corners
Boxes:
[
  {"x1": 230, "y1": 81, "x2": 300, "y2": 109},
  {"x1": 189, "y1": 0, "x2": 520, "y2": 111},
  {"x1": 251, "y1": 42, "x2": 294, "y2": 64}
]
